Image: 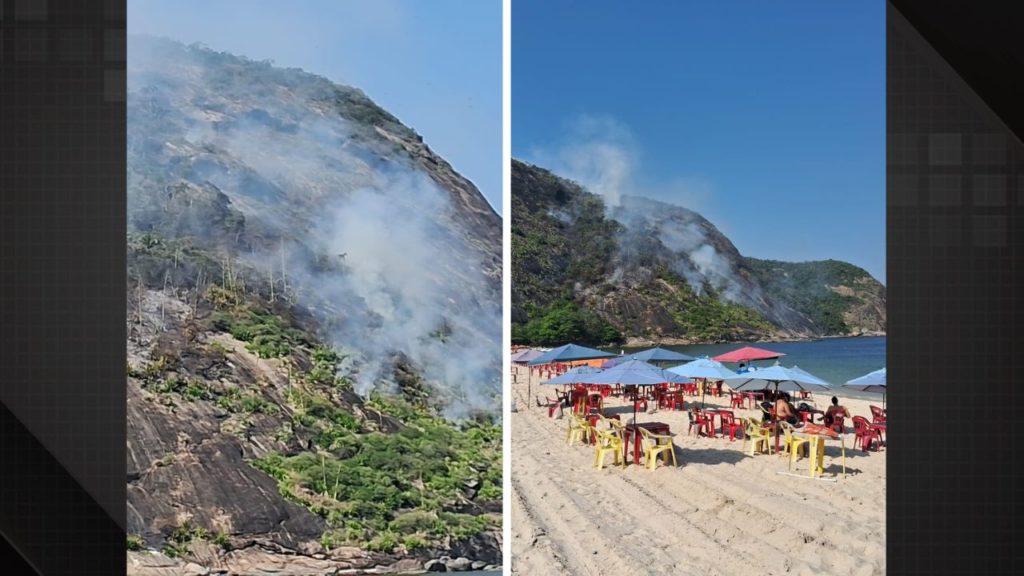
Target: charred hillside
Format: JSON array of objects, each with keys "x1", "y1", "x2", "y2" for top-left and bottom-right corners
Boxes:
[
  {"x1": 126, "y1": 36, "x2": 501, "y2": 573},
  {"x1": 511, "y1": 159, "x2": 886, "y2": 346}
]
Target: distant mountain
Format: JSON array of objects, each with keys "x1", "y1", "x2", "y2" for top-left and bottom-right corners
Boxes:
[
  {"x1": 126, "y1": 37, "x2": 501, "y2": 572},
  {"x1": 511, "y1": 159, "x2": 886, "y2": 346}
]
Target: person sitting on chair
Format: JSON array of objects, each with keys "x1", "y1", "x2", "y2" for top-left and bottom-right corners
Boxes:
[
  {"x1": 823, "y1": 396, "x2": 851, "y2": 427},
  {"x1": 774, "y1": 393, "x2": 800, "y2": 426}
]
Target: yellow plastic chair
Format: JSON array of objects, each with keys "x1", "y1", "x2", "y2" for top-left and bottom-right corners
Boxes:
[
  {"x1": 779, "y1": 422, "x2": 810, "y2": 470},
  {"x1": 741, "y1": 417, "x2": 775, "y2": 456},
  {"x1": 594, "y1": 429, "x2": 625, "y2": 470},
  {"x1": 566, "y1": 415, "x2": 588, "y2": 446},
  {"x1": 638, "y1": 427, "x2": 677, "y2": 470}
]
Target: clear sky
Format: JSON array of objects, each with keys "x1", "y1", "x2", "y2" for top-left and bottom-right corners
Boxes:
[
  {"x1": 513, "y1": 1, "x2": 886, "y2": 283},
  {"x1": 129, "y1": 0, "x2": 502, "y2": 212}
]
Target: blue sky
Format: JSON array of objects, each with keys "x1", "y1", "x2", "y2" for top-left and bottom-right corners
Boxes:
[
  {"x1": 129, "y1": 0, "x2": 502, "y2": 212},
  {"x1": 513, "y1": 1, "x2": 886, "y2": 283}
]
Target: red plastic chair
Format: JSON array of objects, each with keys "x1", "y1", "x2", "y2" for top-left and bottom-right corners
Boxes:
[
  {"x1": 690, "y1": 409, "x2": 716, "y2": 438},
  {"x1": 870, "y1": 405, "x2": 886, "y2": 424},
  {"x1": 687, "y1": 410, "x2": 708, "y2": 437},
  {"x1": 852, "y1": 416, "x2": 881, "y2": 451},
  {"x1": 719, "y1": 411, "x2": 744, "y2": 442},
  {"x1": 729, "y1": 392, "x2": 745, "y2": 410},
  {"x1": 632, "y1": 392, "x2": 648, "y2": 413},
  {"x1": 539, "y1": 396, "x2": 562, "y2": 418},
  {"x1": 827, "y1": 415, "x2": 846, "y2": 435}
]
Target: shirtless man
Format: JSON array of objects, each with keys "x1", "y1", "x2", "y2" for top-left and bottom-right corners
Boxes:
[
  {"x1": 823, "y1": 396, "x2": 851, "y2": 427},
  {"x1": 774, "y1": 393, "x2": 799, "y2": 425}
]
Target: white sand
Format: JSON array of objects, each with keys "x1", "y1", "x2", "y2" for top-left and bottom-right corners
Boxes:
[{"x1": 510, "y1": 364, "x2": 885, "y2": 576}]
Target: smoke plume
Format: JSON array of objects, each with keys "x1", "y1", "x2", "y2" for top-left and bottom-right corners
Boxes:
[{"x1": 128, "y1": 36, "x2": 501, "y2": 418}]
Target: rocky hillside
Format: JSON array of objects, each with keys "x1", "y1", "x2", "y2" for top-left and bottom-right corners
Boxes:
[
  {"x1": 511, "y1": 160, "x2": 886, "y2": 346},
  {"x1": 126, "y1": 37, "x2": 501, "y2": 573}
]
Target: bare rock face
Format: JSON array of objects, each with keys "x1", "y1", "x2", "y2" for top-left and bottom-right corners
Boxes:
[{"x1": 126, "y1": 292, "x2": 325, "y2": 548}]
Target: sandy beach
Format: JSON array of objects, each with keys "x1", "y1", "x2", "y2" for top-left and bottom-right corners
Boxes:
[{"x1": 510, "y1": 364, "x2": 885, "y2": 576}]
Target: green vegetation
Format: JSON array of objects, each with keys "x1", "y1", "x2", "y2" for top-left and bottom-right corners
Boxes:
[
  {"x1": 211, "y1": 298, "x2": 314, "y2": 359},
  {"x1": 744, "y1": 258, "x2": 878, "y2": 334},
  {"x1": 126, "y1": 534, "x2": 145, "y2": 551},
  {"x1": 512, "y1": 299, "x2": 622, "y2": 346},
  {"x1": 161, "y1": 520, "x2": 208, "y2": 558},
  {"x1": 252, "y1": 395, "x2": 500, "y2": 550},
  {"x1": 653, "y1": 270, "x2": 774, "y2": 341},
  {"x1": 213, "y1": 531, "x2": 231, "y2": 551}
]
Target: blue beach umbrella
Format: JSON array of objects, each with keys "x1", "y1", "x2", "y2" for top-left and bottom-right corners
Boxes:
[
  {"x1": 511, "y1": 349, "x2": 544, "y2": 364},
  {"x1": 844, "y1": 367, "x2": 887, "y2": 407},
  {"x1": 581, "y1": 359, "x2": 691, "y2": 423},
  {"x1": 541, "y1": 366, "x2": 604, "y2": 386},
  {"x1": 626, "y1": 347, "x2": 696, "y2": 364},
  {"x1": 724, "y1": 364, "x2": 833, "y2": 395},
  {"x1": 667, "y1": 357, "x2": 739, "y2": 408},
  {"x1": 527, "y1": 343, "x2": 616, "y2": 366}
]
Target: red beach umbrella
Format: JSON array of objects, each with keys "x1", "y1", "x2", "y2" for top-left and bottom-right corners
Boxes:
[{"x1": 713, "y1": 346, "x2": 785, "y2": 364}]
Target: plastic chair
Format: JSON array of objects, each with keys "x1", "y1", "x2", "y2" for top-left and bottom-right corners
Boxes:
[
  {"x1": 741, "y1": 417, "x2": 774, "y2": 456},
  {"x1": 537, "y1": 396, "x2": 562, "y2": 418},
  {"x1": 779, "y1": 422, "x2": 811, "y2": 470},
  {"x1": 566, "y1": 415, "x2": 589, "y2": 446},
  {"x1": 827, "y1": 415, "x2": 846, "y2": 435},
  {"x1": 852, "y1": 416, "x2": 881, "y2": 451},
  {"x1": 688, "y1": 409, "x2": 713, "y2": 437},
  {"x1": 594, "y1": 429, "x2": 625, "y2": 470},
  {"x1": 638, "y1": 427, "x2": 677, "y2": 470},
  {"x1": 730, "y1": 392, "x2": 745, "y2": 410},
  {"x1": 632, "y1": 395, "x2": 648, "y2": 414},
  {"x1": 870, "y1": 405, "x2": 886, "y2": 424},
  {"x1": 719, "y1": 411, "x2": 744, "y2": 442}
]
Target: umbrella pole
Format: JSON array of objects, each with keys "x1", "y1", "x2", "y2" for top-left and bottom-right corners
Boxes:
[{"x1": 701, "y1": 378, "x2": 706, "y2": 409}]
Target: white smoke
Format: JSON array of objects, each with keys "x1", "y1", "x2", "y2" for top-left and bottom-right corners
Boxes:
[
  {"x1": 128, "y1": 36, "x2": 501, "y2": 418},
  {"x1": 527, "y1": 115, "x2": 638, "y2": 210}
]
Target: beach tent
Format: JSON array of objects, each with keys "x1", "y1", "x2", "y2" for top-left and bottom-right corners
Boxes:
[
  {"x1": 713, "y1": 346, "x2": 785, "y2": 366},
  {"x1": 511, "y1": 349, "x2": 544, "y2": 364},
  {"x1": 667, "y1": 357, "x2": 739, "y2": 408},
  {"x1": 581, "y1": 359, "x2": 691, "y2": 424},
  {"x1": 527, "y1": 343, "x2": 616, "y2": 366},
  {"x1": 844, "y1": 367, "x2": 887, "y2": 408}
]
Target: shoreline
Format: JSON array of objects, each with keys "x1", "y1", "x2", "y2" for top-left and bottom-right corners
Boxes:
[
  {"x1": 514, "y1": 332, "x2": 887, "y2": 351},
  {"x1": 620, "y1": 332, "x2": 886, "y2": 348}
]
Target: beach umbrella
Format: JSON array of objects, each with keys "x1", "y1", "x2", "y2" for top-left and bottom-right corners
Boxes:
[
  {"x1": 625, "y1": 347, "x2": 696, "y2": 365},
  {"x1": 844, "y1": 367, "x2": 887, "y2": 408},
  {"x1": 724, "y1": 364, "x2": 833, "y2": 401},
  {"x1": 602, "y1": 347, "x2": 695, "y2": 368},
  {"x1": 510, "y1": 349, "x2": 543, "y2": 364},
  {"x1": 581, "y1": 359, "x2": 691, "y2": 424},
  {"x1": 527, "y1": 343, "x2": 615, "y2": 366},
  {"x1": 541, "y1": 366, "x2": 604, "y2": 386},
  {"x1": 713, "y1": 346, "x2": 785, "y2": 371},
  {"x1": 667, "y1": 357, "x2": 739, "y2": 409},
  {"x1": 600, "y1": 355, "x2": 629, "y2": 369}
]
